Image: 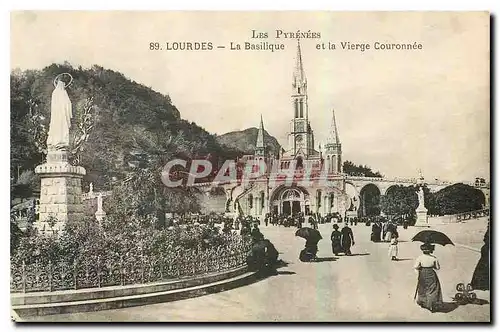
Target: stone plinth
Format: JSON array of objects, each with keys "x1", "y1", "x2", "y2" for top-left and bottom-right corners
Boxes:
[
  {"x1": 414, "y1": 206, "x2": 429, "y2": 227},
  {"x1": 34, "y1": 157, "x2": 86, "y2": 234}
]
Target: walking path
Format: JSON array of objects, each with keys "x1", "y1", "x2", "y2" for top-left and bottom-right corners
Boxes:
[{"x1": 27, "y1": 220, "x2": 490, "y2": 322}]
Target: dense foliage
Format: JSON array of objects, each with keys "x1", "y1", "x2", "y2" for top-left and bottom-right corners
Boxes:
[
  {"x1": 380, "y1": 185, "x2": 419, "y2": 218},
  {"x1": 343, "y1": 160, "x2": 383, "y2": 178},
  {"x1": 11, "y1": 64, "x2": 243, "y2": 195},
  {"x1": 380, "y1": 184, "x2": 485, "y2": 218},
  {"x1": 432, "y1": 183, "x2": 485, "y2": 215},
  {"x1": 11, "y1": 214, "x2": 249, "y2": 267}
]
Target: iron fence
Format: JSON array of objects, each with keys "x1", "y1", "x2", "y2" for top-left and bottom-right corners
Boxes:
[
  {"x1": 454, "y1": 208, "x2": 489, "y2": 222},
  {"x1": 10, "y1": 243, "x2": 251, "y2": 293}
]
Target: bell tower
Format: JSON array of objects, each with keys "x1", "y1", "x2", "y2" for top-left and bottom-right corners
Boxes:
[
  {"x1": 324, "y1": 108, "x2": 342, "y2": 173},
  {"x1": 288, "y1": 39, "x2": 312, "y2": 157}
]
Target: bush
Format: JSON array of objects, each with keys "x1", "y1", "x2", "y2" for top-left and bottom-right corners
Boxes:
[{"x1": 11, "y1": 214, "x2": 250, "y2": 268}]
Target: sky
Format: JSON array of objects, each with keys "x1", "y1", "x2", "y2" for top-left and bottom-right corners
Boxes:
[{"x1": 10, "y1": 11, "x2": 490, "y2": 182}]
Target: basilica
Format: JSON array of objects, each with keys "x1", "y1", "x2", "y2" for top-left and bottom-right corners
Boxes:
[{"x1": 227, "y1": 40, "x2": 352, "y2": 218}]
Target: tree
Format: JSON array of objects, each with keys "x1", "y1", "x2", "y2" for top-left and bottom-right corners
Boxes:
[
  {"x1": 433, "y1": 183, "x2": 485, "y2": 215},
  {"x1": 343, "y1": 160, "x2": 383, "y2": 178},
  {"x1": 380, "y1": 185, "x2": 419, "y2": 219}
]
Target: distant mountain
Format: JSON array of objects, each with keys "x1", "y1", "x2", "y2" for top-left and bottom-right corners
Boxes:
[{"x1": 217, "y1": 128, "x2": 282, "y2": 157}]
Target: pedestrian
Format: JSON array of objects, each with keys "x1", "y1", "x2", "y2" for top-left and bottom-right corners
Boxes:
[
  {"x1": 251, "y1": 224, "x2": 264, "y2": 243},
  {"x1": 310, "y1": 215, "x2": 318, "y2": 230},
  {"x1": 340, "y1": 222, "x2": 355, "y2": 255},
  {"x1": 388, "y1": 235, "x2": 399, "y2": 261},
  {"x1": 471, "y1": 221, "x2": 490, "y2": 290},
  {"x1": 330, "y1": 224, "x2": 343, "y2": 256},
  {"x1": 384, "y1": 222, "x2": 393, "y2": 242},
  {"x1": 300, "y1": 237, "x2": 319, "y2": 262},
  {"x1": 414, "y1": 243, "x2": 443, "y2": 312},
  {"x1": 371, "y1": 221, "x2": 381, "y2": 242}
]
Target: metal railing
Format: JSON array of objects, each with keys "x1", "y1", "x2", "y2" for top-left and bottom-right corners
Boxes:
[
  {"x1": 454, "y1": 208, "x2": 490, "y2": 222},
  {"x1": 10, "y1": 242, "x2": 251, "y2": 294}
]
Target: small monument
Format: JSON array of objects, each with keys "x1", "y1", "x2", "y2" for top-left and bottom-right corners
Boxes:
[
  {"x1": 34, "y1": 74, "x2": 86, "y2": 234},
  {"x1": 95, "y1": 193, "x2": 106, "y2": 222},
  {"x1": 414, "y1": 186, "x2": 429, "y2": 227}
]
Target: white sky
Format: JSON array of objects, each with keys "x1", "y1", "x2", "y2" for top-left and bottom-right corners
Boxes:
[{"x1": 10, "y1": 11, "x2": 490, "y2": 182}]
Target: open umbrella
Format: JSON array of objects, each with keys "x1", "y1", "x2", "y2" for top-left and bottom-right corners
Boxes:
[
  {"x1": 295, "y1": 227, "x2": 322, "y2": 242},
  {"x1": 412, "y1": 230, "x2": 454, "y2": 246}
]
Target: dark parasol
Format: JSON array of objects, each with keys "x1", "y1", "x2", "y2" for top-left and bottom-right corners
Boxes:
[
  {"x1": 295, "y1": 227, "x2": 323, "y2": 242},
  {"x1": 412, "y1": 230, "x2": 454, "y2": 246}
]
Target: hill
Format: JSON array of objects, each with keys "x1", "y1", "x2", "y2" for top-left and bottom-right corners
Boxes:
[
  {"x1": 10, "y1": 63, "x2": 243, "y2": 191},
  {"x1": 217, "y1": 127, "x2": 282, "y2": 157}
]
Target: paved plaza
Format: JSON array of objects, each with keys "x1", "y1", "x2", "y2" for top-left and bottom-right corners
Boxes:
[{"x1": 28, "y1": 219, "x2": 490, "y2": 322}]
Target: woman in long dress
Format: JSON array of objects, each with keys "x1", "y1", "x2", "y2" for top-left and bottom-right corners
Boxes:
[
  {"x1": 471, "y1": 221, "x2": 490, "y2": 290},
  {"x1": 330, "y1": 224, "x2": 343, "y2": 256},
  {"x1": 414, "y1": 243, "x2": 443, "y2": 312}
]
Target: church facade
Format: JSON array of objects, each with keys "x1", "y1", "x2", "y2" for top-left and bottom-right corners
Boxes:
[
  {"x1": 227, "y1": 40, "x2": 353, "y2": 218},
  {"x1": 205, "y1": 41, "x2": 488, "y2": 219}
]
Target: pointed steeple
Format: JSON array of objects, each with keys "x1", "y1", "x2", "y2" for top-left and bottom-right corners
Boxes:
[
  {"x1": 327, "y1": 108, "x2": 340, "y2": 145},
  {"x1": 255, "y1": 115, "x2": 265, "y2": 157},
  {"x1": 256, "y1": 115, "x2": 265, "y2": 148},
  {"x1": 293, "y1": 39, "x2": 306, "y2": 88}
]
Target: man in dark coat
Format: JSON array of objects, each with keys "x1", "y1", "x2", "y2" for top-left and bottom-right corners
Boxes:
[
  {"x1": 371, "y1": 222, "x2": 381, "y2": 242},
  {"x1": 341, "y1": 222, "x2": 355, "y2": 255},
  {"x1": 471, "y1": 221, "x2": 490, "y2": 290}
]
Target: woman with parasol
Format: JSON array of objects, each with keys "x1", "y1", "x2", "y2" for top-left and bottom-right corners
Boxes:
[
  {"x1": 413, "y1": 243, "x2": 442, "y2": 312},
  {"x1": 412, "y1": 230, "x2": 454, "y2": 312},
  {"x1": 295, "y1": 227, "x2": 322, "y2": 262}
]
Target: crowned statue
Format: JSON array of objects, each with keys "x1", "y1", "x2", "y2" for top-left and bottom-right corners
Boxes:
[{"x1": 47, "y1": 75, "x2": 73, "y2": 152}]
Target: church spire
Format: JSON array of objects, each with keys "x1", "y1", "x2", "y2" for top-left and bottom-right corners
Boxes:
[
  {"x1": 327, "y1": 108, "x2": 340, "y2": 145},
  {"x1": 255, "y1": 115, "x2": 265, "y2": 157},
  {"x1": 293, "y1": 39, "x2": 306, "y2": 88}
]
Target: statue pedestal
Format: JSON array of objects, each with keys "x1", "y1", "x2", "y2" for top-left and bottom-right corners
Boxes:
[
  {"x1": 95, "y1": 210, "x2": 106, "y2": 222},
  {"x1": 414, "y1": 206, "x2": 429, "y2": 228},
  {"x1": 34, "y1": 152, "x2": 86, "y2": 235}
]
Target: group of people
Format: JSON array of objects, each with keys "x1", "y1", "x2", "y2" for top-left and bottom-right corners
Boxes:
[
  {"x1": 330, "y1": 223, "x2": 355, "y2": 256},
  {"x1": 198, "y1": 210, "x2": 489, "y2": 315},
  {"x1": 264, "y1": 212, "x2": 345, "y2": 229}
]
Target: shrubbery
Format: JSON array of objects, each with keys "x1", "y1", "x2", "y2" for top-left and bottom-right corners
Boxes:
[{"x1": 11, "y1": 213, "x2": 250, "y2": 267}]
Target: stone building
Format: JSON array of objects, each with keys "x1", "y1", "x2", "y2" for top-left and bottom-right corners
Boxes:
[{"x1": 227, "y1": 40, "x2": 351, "y2": 218}]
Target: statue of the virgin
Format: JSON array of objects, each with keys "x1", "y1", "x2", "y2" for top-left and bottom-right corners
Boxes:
[{"x1": 47, "y1": 74, "x2": 73, "y2": 150}]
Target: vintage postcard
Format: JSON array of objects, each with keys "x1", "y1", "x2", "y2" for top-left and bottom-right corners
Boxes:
[{"x1": 10, "y1": 11, "x2": 490, "y2": 322}]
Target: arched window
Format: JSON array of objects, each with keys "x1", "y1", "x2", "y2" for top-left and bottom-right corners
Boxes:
[
  {"x1": 294, "y1": 99, "x2": 299, "y2": 118},
  {"x1": 299, "y1": 100, "x2": 304, "y2": 118}
]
